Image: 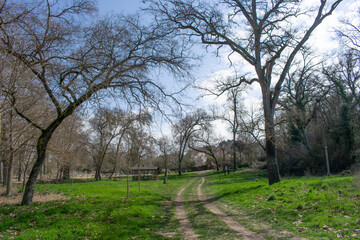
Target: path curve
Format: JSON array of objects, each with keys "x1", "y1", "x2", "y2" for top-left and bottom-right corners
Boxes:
[
  {"x1": 175, "y1": 187, "x2": 199, "y2": 240},
  {"x1": 197, "y1": 177, "x2": 266, "y2": 240}
]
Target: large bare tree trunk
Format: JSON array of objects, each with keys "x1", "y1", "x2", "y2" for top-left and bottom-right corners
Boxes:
[
  {"x1": 21, "y1": 119, "x2": 63, "y2": 205},
  {"x1": 21, "y1": 134, "x2": 50, "y2": 205},
  {"x1": 263, "y1": 92, "x2": 281, "y2": 185}
]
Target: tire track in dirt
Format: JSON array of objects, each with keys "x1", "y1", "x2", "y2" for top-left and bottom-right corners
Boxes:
[
  {"x1": 197, "y1": 177, "x2": 266, "y2": 240},
  {"x1": 175, "y1": 186, "x2": 199, "y2": 240}
]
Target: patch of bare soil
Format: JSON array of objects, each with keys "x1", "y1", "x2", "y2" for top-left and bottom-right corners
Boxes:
[
  {"x1": 197, "y1": 177, "x2": 266, "y2": 240},
  {"x1": 175, "y1": 187, "x2": 199, "y2": 240},
  {"x1": 0, "y1": 187, "x2": 70, "y2": 205}
]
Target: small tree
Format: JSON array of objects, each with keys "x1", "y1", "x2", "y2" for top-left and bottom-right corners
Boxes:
[{"x1": 157, "y1": 136, "x2": 172, "y2": 184}]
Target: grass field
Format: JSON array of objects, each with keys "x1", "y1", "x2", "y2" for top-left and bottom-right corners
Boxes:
[
  {"x1": 203, "y1": 170, "x2": 360, "y2": 239},
  {"x1": 0, "y1": 174, "x2": 194, "y2": 240},
  {"x1": 1, "y1": 170, "x2": 359, "y2": 239}
]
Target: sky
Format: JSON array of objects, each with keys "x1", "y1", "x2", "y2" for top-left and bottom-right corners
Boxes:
[
  {"x1": 95, "y1": 0, "x2": 360, "y2": 140},
  {"x1": 97, "y1": 0, "x2": 143, "y2": 15}
]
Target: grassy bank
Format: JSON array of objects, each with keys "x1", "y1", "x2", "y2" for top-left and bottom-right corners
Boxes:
[
  {"x1": 203, "y1": 170, "x2": 360, "y2": 239},
  {"x1": 0, "y1": 174, "x2": 194, "y2": 239}
]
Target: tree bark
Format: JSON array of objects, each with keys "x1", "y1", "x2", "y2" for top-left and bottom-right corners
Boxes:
[
  {"x1": 21, "y1": 117, "x2": 64, "y2": 205},
  {"x1": 21, "y1": 133, "x2": 50, "y2": 205},
  {"x1": 62, "y1": 166, "x2": 70, "y2": 180},
  {"x1": 321, "y1": 122, "x2": 330, "y2": 176},
  {"x1": 137, "y1": 151, "x2": 141, "y2": 192},
  {"x1": 232, "y1": 133, "x2": 237, "y2": 170},
  {"x1": 18, "y1": 162, "x2": 22, "y2": 182},
  {"x1": 232, "y1": 95, "x2": 238, "y2": 170},
  {"x1": 263, "y1": 91, "x2": 281, "y2": 185},
  {"x1": 178, "y1": 158, "x2": 182, "y2": 176},
  {"x1": 6, "y1": 107, "x2": 14, "y2": 196},
  {"x1": 109, "y1": 165, "x2": 116, "y2": 180},
  {"x1": 163, "y1": 153, "x2": 168, "y2": 184},
  {"x1": 21, "y1": 153, "x2": 32, "y2": 192},
  {"x1": 2, "y1": 160, "x2": 7, "y2": 186},
  {"x1": 1, "y1": 120, "x2": 7, "y2": 186},
  {"x1": 5, "y1": 152, "x2": 13, "y2": 196},
  {"x1": 95, "y1": 166, "x2": 102, "y2": 181},
  {"x1": 215, "y1": 160, "x2": 219, "y2": 171},
  {"x1": 0, "y1": 111, "x2": 2, "y2": 184},
  {"x1": 126, "y1": 154, "x2": 130, "y2": 198}
]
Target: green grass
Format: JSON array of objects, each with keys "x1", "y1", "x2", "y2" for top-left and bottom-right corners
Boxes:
[
  {"x1": 2, "y1": 171, "x2": 359, "y2": 239},
  {"x1": 203, "y1": 170, "x2": 360, "y2": 239},
  {"x1": 0, "y1": 173, "x2": 195, "y2": 240},
  {"x1": 181, "y1": 177, "x2": 240, "y2": 239}
]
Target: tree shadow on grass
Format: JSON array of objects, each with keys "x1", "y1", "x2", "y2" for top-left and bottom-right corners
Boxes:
[{"x1": 0, "y1": 194, "x2": 181, "y2": 239}]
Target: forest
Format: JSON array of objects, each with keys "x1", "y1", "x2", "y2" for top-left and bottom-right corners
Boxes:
[{"x1": 0, "y1": 0, "x2": 359, "y2": 207}]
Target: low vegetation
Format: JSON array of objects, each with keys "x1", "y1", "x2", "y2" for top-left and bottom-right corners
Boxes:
[
  {"x1": 1, "y1": 170, "x2": 359, "y2": 239},
  {"x1": 0, "y1": 174, "x2": 194, "y2": 239},
  {"x1": 203, "y1": 170, "x2": 360, "y2": 239}
]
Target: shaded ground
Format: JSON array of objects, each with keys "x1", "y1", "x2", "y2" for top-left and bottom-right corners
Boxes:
[{"x1": 0, "y1": 186, "x2": 69, "y2": 205}]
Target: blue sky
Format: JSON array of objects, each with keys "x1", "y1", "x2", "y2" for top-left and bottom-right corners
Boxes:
[{"x1": 98, "y1": 0, "x2": 143, "y2": 15}]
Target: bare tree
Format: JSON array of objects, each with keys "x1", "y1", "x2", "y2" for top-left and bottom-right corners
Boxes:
[
  {"x1": 173, "y1": 109, "x2": 210, "y2": 175},
  {"x1": 337, "y1": 9, "x2": 360, "y2": 56},
  {"x1": 89, "y1": 108, "x2": 122, "y2": 181},
  {"x1": 0, "y1": 59, "x2": 40, "y2": 195},
  {"x1": 279, "y1": 49, "x2": 329, "y2": 152},
  {"x1": 127, "y1": 118, "x2": 154, "y2": 192},
  {"x1": 146, "y1": 0, "x2": 343, "y2": 184},
  {"x1": 217, "y1": 78, "x2": 247, "y2": 169},
  {"x1": 157, "y1": 136, "x2": 172, "y2": 184},
  {"x1": 48, "y1": 114, "x2": 87, "y2": 181},
  {"x1": 324, "y1": 50, "x2": 360, "y2": 108},
  {"x1": 188, "y1": 121, "x2": 220, "y2": 170},
  {"x1": 0, "y1": 0, "x2": 192, "y2": 205}
]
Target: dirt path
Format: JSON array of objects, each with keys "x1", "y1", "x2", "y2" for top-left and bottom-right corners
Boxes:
[
  {"x1": 197, "y1": 177, "x2": 266, "y2": 240},
  {"x1": 175, "y1": 187, "x2": 199, "y2": 240}
]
